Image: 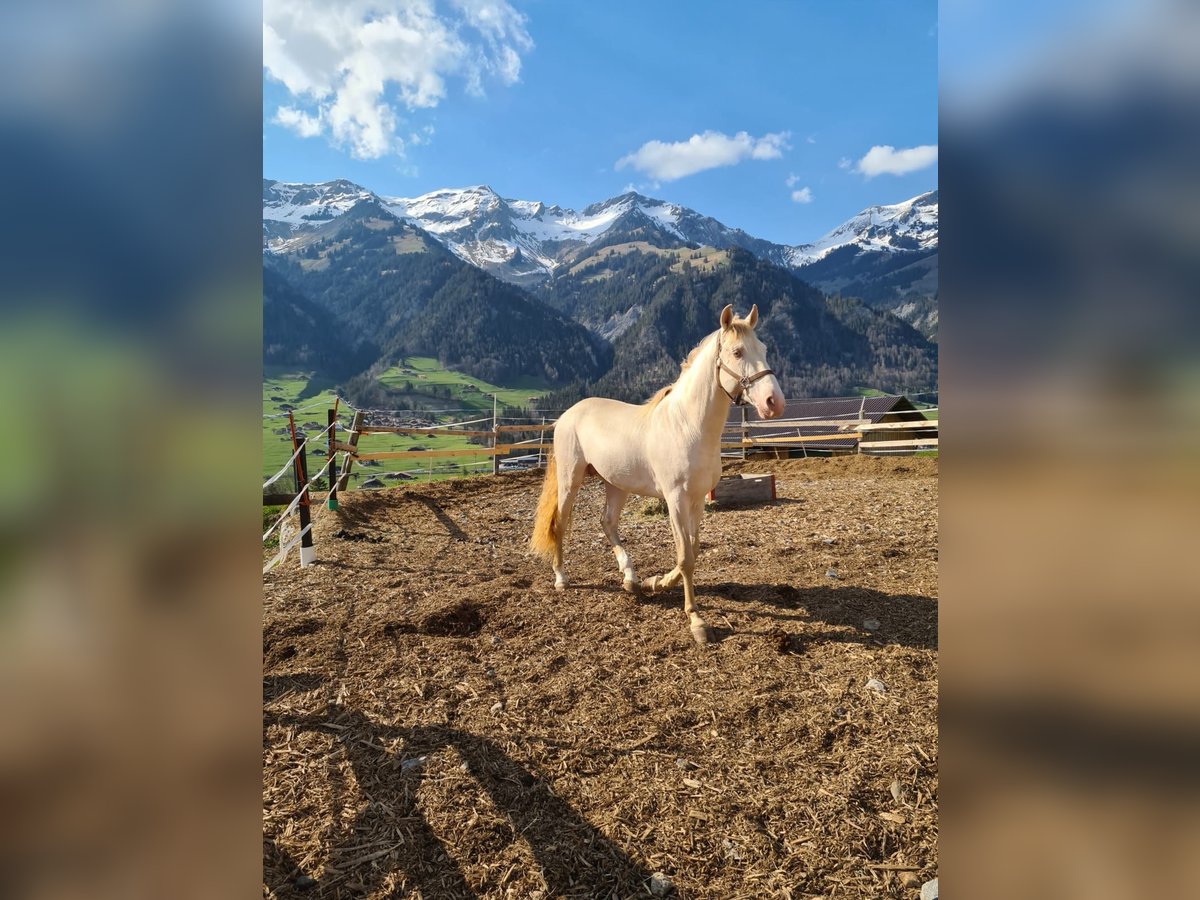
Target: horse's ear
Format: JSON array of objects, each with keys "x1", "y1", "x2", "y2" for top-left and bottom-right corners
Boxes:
[
  {"x1": 747, "y1": 304, "x2": 759, "y2": 328},
  {"x1": 720, "y1": 304, "x2": 734, "y2": 329}
]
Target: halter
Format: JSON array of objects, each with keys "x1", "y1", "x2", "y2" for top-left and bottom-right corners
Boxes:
[{"x1": 715, "y1": 331, "x2": 775, "y2": 407}]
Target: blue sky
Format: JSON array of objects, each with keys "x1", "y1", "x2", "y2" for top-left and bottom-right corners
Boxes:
[{"x1": 263, "y1": 0, "x2": 937, "y2": 246}]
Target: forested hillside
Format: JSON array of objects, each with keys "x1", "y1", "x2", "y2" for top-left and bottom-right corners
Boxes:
[
  {"x1": 263, "y1": 267, "x2": 378, "y2": 377},
  {"x1": 265, "y1": 201, "x2": 611, "y2": 395},
  {"x1": 541, "y1": 246, "x2": 937, "y2": 408}
]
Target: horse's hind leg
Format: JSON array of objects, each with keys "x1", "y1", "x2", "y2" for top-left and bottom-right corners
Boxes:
[
  {"x1": 553, "y1": 456, "x2": 587, "y2": 590},
  {"x1": 601, "y1": 484, "x2": 638, "y2": 592}
]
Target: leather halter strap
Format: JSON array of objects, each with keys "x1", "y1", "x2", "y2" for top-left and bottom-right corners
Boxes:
[{"x1": 715, "y1": 332, "x2": 775, "y2": 407}]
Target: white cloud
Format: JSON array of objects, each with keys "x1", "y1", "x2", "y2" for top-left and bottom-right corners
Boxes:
[
  {"x1": 790, "y1": 187, "x2": 813, "y2": 204},
  {"x1": 273, "y1": 105, "x2": 323, "y2": 138},
  {"x1": 806, "y1": 135, "x2": 817, "y2": 144},
  {"x1": 785, "y1": 172, "x2": 799, "y2": 187},
  {"x1": 408, "y1": 124, "x2": 436, "y2": 146},
  {"x1": 263, "y1": 0, "x2": 532, "y2": 160},
  {"x1": 837, "y1": 157, "x2": 852, "y2": 169},
  {"x1": 854, "y1": 144, "x2": 938, "y2": 177},
  {"x1": 615, "y1": 130, "x2": 791, "y2": 181}
]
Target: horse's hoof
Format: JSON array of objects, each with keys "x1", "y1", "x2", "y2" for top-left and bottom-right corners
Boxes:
[
  {"x1": 641, "y1": 575, "x2": 660, "y2": 593},
  {"x1": 690, "y1": 622, "x2": 715, "y2": 645},
  {"x1": 623, "y1": 579, "x2": 640, "y2": 595},
  {"x1": 554, "y1": 581, "x2": 566, "y2": 591}
]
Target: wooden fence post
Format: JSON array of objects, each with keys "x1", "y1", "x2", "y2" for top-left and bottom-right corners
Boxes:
[
  {"x1": 336, "y1": 409, "x2": 365, "y2": 491},
  {"x1": 740, "y1": 406, "x2": 748, "y2": 460},
  {"x1": 326, "y1": 408, "x2": 339, "y2": 511},
  {"x1": 294, "y1": 437, "x2": 315, "y2": 567},
  {"x1": 491, "y1": 394, "x2": 500, "y2": 475}
]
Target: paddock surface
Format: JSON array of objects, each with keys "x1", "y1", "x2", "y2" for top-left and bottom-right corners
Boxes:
[{"x1": 264, "y1": 456, "x2": 938, "y2": 899}]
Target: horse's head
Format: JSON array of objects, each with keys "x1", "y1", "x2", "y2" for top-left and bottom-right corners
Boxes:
[{"x1": 717, "y1": 304, "x2": 786, "y2": 419}]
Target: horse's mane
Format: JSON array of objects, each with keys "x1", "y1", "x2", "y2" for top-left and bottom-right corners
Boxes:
[
  {"x1": 642, "y1": 384, "x2": 673, "y2": 410},
  {"x1": 640, "y1": 321, "x2": 751, "y2": 413}
]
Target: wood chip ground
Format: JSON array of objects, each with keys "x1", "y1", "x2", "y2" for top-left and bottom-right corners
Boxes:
[{"x1": 264, "y1": 456, "x2": 938, "y2": 899}]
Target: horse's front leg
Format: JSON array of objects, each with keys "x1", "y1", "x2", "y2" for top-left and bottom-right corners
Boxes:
[
  {"x1": 642, "y1": 493, "x2": 705, "y2": 593},
  {"x1": 644, "y1": 492, "x2": 711, "y2": 644},
  {"x1": 683, "y1": 492, "x2": 711, "y2": 644}
]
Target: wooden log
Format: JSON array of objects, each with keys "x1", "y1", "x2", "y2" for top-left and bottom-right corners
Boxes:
[
  {"x1": 494, "y1": 423, "x2": 555, "y2": 432},
  {"x1": 707, "y1": 473, "x2": 776, "y2": 505}
]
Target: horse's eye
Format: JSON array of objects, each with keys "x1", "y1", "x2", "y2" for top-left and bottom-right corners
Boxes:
[{"x1": 733, "y1": 348, "x2": 743, "y2": 359}]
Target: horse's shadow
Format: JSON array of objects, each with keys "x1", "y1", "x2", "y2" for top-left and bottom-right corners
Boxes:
[
  {"x1": 407, "y1": 492, "x2": 469, "y2": 542},
  {"x1": 705, "y1": 581, "x2": 937, "y2": 650},
  {"x1": 570, "y1": 575, "x2": 935, "y2": 651},
  {"x1": 263, "y1": 687, "x2": 654, "y2": 899}
]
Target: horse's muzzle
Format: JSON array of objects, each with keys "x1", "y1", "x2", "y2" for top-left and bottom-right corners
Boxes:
[{"x1": 754, "y1": 379, "x2": 786, "y2": 419}]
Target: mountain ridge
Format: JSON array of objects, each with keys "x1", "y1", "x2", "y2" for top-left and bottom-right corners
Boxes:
[
  {"x1": 264, "y1": 177, "x2": 937, "y2": 338},
  {"x1": 265, "y1": 180, "x2": 930, "y2": 269}
]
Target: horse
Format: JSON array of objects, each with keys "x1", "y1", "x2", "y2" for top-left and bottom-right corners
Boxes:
[{"x1": 530, "y1": 303, "x2": 785, "y2": 644}]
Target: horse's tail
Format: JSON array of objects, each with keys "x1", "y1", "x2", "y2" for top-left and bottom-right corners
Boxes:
[{"x1": 529, "y1": 452, "x2": 559, "y2": 560}]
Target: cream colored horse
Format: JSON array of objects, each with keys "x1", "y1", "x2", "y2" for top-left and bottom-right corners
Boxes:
[{"x1": 530, "y1": 304, "x2": 785, "y2": 644}]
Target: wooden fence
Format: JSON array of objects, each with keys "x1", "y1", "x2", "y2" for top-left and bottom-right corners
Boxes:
[
  {"x1": 719, "y1": 413, "x2": 939, "y2": 456},
  {"x1": 267, "y1": 400, "x2": 939, "y2": 508},
  {"x1": 329, "y1": 403, "x2": 938, "y2": 480}
]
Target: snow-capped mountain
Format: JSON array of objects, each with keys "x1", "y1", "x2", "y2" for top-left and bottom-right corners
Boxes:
[
  {"x1": 263, "y1": 179, "x2": 378, "y2": 244},
  {"x1": 783, "y1": 191, "x2": 938, "y2": 338},
  {"x1": 382, "y1": 185, "x2": 628, "y2": 282},
  {"x1": 388, "y1": 186, "x2": 809, "y2": 281},
  {"x1": 264, "y1": 178, "x2": 936, "y2": 278},
  {"x1": 264, "y1": 180, "x2": 796, "y2": 278},
  {"x1": 263, "y1": 178, "x2": 937, "y2": 336},
  {"x1": 786, "y1": 191, "x2": 938, "y2": 266}
]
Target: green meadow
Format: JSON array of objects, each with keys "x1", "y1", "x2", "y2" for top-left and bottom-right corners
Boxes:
[
  {"x1": 377, "y1": 356, "x2": 549, "y2": 410},
  {"x1": 263, "y1": 359, "x2": 552, "y2": 488}
]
